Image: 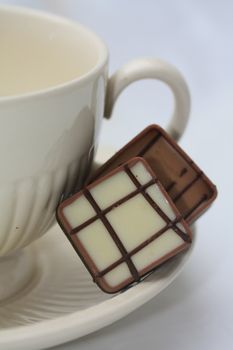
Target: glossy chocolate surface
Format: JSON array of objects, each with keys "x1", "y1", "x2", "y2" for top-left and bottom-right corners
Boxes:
[
  {"x1": 88, "y1": 125, "x2": 217, "y2": 223},
  {"x1": 57, "y1": 157, "x2": 192, "y2": 293}
]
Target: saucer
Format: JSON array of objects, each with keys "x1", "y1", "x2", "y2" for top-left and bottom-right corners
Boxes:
[
  {"x1": 0, "y1": 222, "x2": 195, "y2": 349},
  {"x1": 0, "y1": 146, "x2": 196, "y2": 350}
]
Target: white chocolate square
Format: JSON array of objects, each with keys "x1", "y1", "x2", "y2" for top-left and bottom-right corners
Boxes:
[
  {"x1": 78, "y1": 220, "x2": 122, "y2": 271},
  {"x1": 131, "y1": 229, "x2": 184, "y2": 271},
  {"x1": 63, "y1": 195, "x2": 96, "y2": 229},
  {"x1": 90, "y1": 171, "x2": 137, "y2": 210},
  {"x1": 146, "y1": 184, "x2": 176, "y2": 221},
  {"x1": 104, "y1": 263, "x2": 131, "y2": 288},
  {"x1": 130, "y1": 161, "x2": 153, "y2": 185},
  {"x1": 106, "y1": 194, "x2": 166, "y2": 251}
]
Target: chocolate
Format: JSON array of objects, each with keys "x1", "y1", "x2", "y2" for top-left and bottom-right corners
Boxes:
[
  {"x1": 57, "y1": 157, "x2": 192, "y2": 293},
  {"x1": 88, "y1": 125, "x2": 217, "y2": 223}
]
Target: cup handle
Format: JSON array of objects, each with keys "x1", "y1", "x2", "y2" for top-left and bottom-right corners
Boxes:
[{"x1": 104, "y1": 58, "x2": 190, "y2": 141}]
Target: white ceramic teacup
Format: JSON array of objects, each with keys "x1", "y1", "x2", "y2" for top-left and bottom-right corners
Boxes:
[{"x1": 0, "y1": 5, "x2": 190, "y2": 300}]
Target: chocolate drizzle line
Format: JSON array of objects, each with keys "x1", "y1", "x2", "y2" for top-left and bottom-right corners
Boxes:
[
  {"x1": 137, "y1": 133, "x2": 161, "y2": 156},
  {"x1": 83, "y1": 189, "x2": 140, "y2": 281},
  {"x1": 180, "y1": 167, "x2": 188, "y2": 177},
  {"x1": 134, "y1": 128, "x2": 211, "y2": 220},
  {"x1": 124, "y1": 165, "x2": 189, "y2": 242},
  {"x1": 173, "y1": 172, "x2": 203, "y2": 202},
  {"x1": 165, "y1": 168, "x2": 188, "y2": 192},
  {"x1": 165, "y1": 181, "x2": 176, "y2": 192},
  {"x1": 71, "y1": 178, "x2": 157, "y2": 235},
  {"x1": 96, "y1": 216, "x2": 190, "y2": 278},
  {"x1": 183, "y1": 194, "x2": 208, "y2": 220},
  {"x1": 69, "y1": 160, "x2": 191, "y2": 281}
]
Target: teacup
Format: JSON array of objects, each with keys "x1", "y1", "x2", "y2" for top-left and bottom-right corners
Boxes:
[{"x1": 0, "y1": 5, "x2": 190, "y2": 300}]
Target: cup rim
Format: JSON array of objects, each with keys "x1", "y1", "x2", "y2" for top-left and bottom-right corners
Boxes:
[{"x1": 0, "y1": 5, "x2": 109, "y2": 104}]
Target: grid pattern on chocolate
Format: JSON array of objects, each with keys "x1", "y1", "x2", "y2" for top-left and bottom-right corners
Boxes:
[
  {"x1": 124, "y1": 165, "x2": 189, "y2": 242},
  {"x1": 70, "y1": 178, "x2": 156, "y2": 235},
  {"x1": 83, "y1": 189, "x2": 139, "y2": 281},
  {"x1": 137, "y1": 132, "x2": 161, "y2": 156},
  {"x1": 137, "y1": 129, "x2": 210, "y2": 211},
  {"x1": 172, "y1": 171, "x2": 204, "y2": 202},
  {"x1": 182, "y1": 194, "x2": 208, "y2": 220},
  {"x1": 68, "y1": 161, "x2": 189, "y2": 282}
]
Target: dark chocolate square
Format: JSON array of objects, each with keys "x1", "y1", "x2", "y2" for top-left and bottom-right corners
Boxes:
[{"x1": 88, "y1": 125, "x2": 217, "y2": 223}]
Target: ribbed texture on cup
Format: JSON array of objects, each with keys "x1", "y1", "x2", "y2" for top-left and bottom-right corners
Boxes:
[{"x1": 0, "y1": 157, "x2": 89, "y2": 256}]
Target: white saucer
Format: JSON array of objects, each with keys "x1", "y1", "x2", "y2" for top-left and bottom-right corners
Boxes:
[
  {"x1": 0, "y1": 145, "x2": 195, "y2": 349},
  {"x1": 0, "y1": 221, "x2": 195, "y2": 349}
]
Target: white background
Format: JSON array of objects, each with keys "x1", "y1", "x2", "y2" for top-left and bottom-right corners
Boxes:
[{"x1": 0, "y1": 1, "x2": 232, "y2": 349}]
